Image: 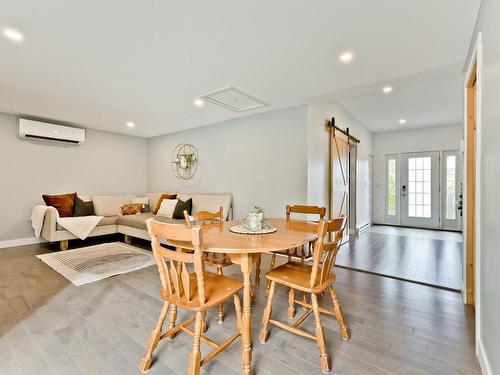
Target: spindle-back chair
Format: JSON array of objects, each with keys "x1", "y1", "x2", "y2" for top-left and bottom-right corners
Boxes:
[
  {"x1": 259, "y1": 216, "x2": 348, "y2": 373},
  {"x1": 139, "y1": 219, "x2": 242, "y2": 375}
]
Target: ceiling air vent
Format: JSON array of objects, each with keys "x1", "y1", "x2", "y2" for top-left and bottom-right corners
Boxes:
[{"x1": 200, "y1": 87, "x2": 268, "y2": 112}]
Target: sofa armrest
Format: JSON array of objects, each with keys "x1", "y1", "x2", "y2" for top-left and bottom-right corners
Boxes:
[{"x1": 41, "y1": 207, "x2": 58, "y2": 242}]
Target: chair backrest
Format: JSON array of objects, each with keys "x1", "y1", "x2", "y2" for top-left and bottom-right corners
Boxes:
[
  {"x1": 146, "y1": 219, "x2": 207, "y2": 304},
  {"x1": 184, "y1": 207, "x2": 223, "y2": 228},
  {"x1": 286, "y1": 205, "x2": 326, "y2": 221},
  {"x1": 309, "y1": 216, "x2": 347, "y2": 289}
]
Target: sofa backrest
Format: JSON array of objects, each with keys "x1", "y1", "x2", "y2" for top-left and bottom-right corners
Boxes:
[
  {"x1": 92, "y1": 195, "x2": 135, "y2": 216},
  {"x1": 176, "y1": 193, "x2": 233, "y2": 221}
]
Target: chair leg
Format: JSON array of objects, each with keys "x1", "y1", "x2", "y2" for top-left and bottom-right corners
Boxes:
[
  {"x1": 329, "y1": 285, "x2": 349, "y2": 340},
  {"x1": 311, "y1": 293, "x2": 330, "y2": 373},
  {"x1": 217, "y1": 266, "x2": 224, "y2": 325},
  {"x1": 264, "y1": 254, "x2": 276, "y2": 296},
  {"x1": 259, "y1": 280, "x2": 276, "y2": 343},
  {"x1": 288, "y1": 288, "x2": 296, "y2": 318},
  {"x1": 201, "y1": 310, "x2": 207, "y2": 334},
  {"x1": 255, "y1": 254, "x2": 261, "y2": 287},
  {"x1": 233, "y1": 293, "x2": 242, "y2": 332},
  {"x1": 187, "y1": 311, "x2": 203, "y2": 375},
  {"x1": 166, "y1": 304, "x2": 178, "y2": 340},
  {"x1": 301, "y1": 292, "x2": 308, "y2": 311},
  {"x1": 139, "y1": 302, "x2": 170, "y2": 372}
]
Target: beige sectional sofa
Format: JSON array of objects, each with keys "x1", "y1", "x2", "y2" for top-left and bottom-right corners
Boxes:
[{"x1": 41, "y1": 192, "x2": 233, "y2": 250}]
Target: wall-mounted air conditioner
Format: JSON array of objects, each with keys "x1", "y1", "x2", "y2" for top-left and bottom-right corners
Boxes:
[{"x1": 17, "y1": 118, "x2": 85, "y2": 145}]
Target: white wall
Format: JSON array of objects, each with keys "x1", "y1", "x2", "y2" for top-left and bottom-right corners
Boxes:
[
  {"x1": 0, "y1": 113, "x2": 148, "y2": 243},
  {"x1": 372, "y1": 124, "x2": 462, "y2": 224},
  {"x1": 466, "y1": 0, "x2": 500, "y2": 373},
  {"x1": 307, "y1": 101, "x2": 373, "y2": 228},
  {"x1": 148, "y1": 106, "x2": 308, "y2": 219}
]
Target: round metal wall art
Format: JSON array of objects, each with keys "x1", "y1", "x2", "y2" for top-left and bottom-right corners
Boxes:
[{"x1": 171, "y1": 143, "x2": 199, "y2": 180}]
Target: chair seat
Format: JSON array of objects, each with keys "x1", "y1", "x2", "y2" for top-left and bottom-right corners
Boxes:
[
  {"x1": 265, "y1": 261, "x2": 335, "y2": 293},
  {"x1": 160, "y1": 271, "x2": 242, "y2": 311}
]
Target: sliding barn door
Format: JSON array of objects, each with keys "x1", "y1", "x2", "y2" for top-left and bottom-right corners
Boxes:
[{"x1": 331, "y1": 130, "x2": 349, "y2": 220}]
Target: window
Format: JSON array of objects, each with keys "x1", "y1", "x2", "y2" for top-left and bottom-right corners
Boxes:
[
  {"x1": 387, "y1": 158, "x2": 396, "y2": 216},
  {"x1": 446, "y1": 155, "x2": 457, "y2": 220},
  {"x1": 408, "y1": 157, "x2": 432, "y2": 218}
]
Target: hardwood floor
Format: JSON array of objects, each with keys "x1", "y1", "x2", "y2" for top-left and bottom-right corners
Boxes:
[
  {"x1": 336, "y1": 225, "x2": 463, "y2": 290},
  {"x1": 0, "y1": 240, "x2": 479, "y2": 374}
]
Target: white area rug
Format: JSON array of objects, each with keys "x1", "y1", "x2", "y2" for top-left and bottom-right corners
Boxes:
[{"x1": 36, "y1": 242, "x2": 155, "y2": 286}]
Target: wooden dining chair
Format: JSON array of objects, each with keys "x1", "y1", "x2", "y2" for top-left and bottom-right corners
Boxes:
[
  {"x1": 264, "y1": 205, "x2": 326, "y2": 303},
  {"x1": 140, "y1": 219, "x2": 243, "y2": 375},
  {"x1": 259, "y1": 216, "x2": 348, "y2": 373},
  {"x1": 184, "y1": 207, "x2": 233, "y2": 324}
]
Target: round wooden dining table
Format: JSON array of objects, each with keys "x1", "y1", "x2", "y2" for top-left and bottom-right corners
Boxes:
[{"x1": 169, "y1": 218, "x2": 319, "y2": 375}]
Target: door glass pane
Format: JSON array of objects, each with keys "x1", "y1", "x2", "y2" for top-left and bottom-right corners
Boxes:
[
  {"x1": 446, "y1": 155, "x2": 457, "y2": 220},
  {"x1": 387, "y1": 158, "x2": 396, "y2": 216},
  {"x1": 407, "y1": 157, "x2": 432, "y2": 218}
]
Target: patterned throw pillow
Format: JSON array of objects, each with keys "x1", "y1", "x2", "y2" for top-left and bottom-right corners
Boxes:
[
  {"x1": 121, "y1": 203, "x2": 143, "y2": 215},
  {"x1": 132, "y1": 197, "x2": 150, "y2": 212},
  {"x1": 153, "y1": 193, "x2": 177, "y2": 214},
  {"x1": 42, "y1": 193, "x2": 77, "y2": 217}
]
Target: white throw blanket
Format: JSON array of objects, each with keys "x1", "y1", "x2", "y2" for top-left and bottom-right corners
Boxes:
[{"x1": 31, "y1": 205, "x2": 103, "y2": 240}]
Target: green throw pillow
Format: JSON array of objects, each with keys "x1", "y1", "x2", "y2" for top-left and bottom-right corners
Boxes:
[
  {"x1": 173, "y1": 198, "x2": 192, "y2": 219},
  {"x1": 73, "y1": 197, "x2": 95, "y2": 217}
]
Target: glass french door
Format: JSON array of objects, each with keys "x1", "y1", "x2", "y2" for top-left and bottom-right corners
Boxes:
[
  {"x1": 441, "y1": 151, "x2": 460, "y2": 230},
  {"x1": 400, "y1": 152, "x2": 440, "y2": 228},
  {"x1": 385, "y1": 150, "x2": 461, "y2": 230}
]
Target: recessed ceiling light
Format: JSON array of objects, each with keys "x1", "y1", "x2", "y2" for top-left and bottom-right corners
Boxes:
[
  {"x1": 3, "y1": 28, "x2": 24, "y2": 42},
  {"x1": 339, "y1": 51, "x2": 353, "y2": 63},
  {"x1": 399, "y1": 119, "x2": 407, "y2": 124},
  {"x1": 382, "y1": 86, "x2": 393, "y2": 94},
  {"x1": 194, "y1": 98, "x2": 204, "y2": 107},
  {"x1": 126, "y1": 121, "x2": 135, "y2": 128}
]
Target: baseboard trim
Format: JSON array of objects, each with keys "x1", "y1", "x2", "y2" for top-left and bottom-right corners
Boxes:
[
  {"x1": 357, "y1": 222, "x2": 371, "y2": 236},
  {"x1": 477, "y1": 338, "x2": 492, "y2": 375},
  {"x1": 0, "y1": 237, "x2": 47, "y2": 249}
]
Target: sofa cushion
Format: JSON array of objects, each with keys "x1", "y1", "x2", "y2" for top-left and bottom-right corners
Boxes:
[
  {"x1": 92, "y1": 195, "x2": 135, "y2": 216},
  {"x1": 56, "y1": 215, "x2": 117, "y2": 230},
  {"x1": 117, "y1": 212, "x2": 184, "y2": 230},
  {"x1": 116, "y1": 212, "x2": 154, "y2": 230}
]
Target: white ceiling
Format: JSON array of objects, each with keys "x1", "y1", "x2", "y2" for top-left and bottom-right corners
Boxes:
[
  {"x1": 0, "y1": 0, "x2": 480, "y2": 137},
  {"x1": 339, "y1": 64, "x2": 465, "y2": 133}
]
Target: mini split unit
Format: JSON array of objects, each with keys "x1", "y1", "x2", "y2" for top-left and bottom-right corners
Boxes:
[{"x1": 17, "y1": 118, "x2": 85, "y2": 145}]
